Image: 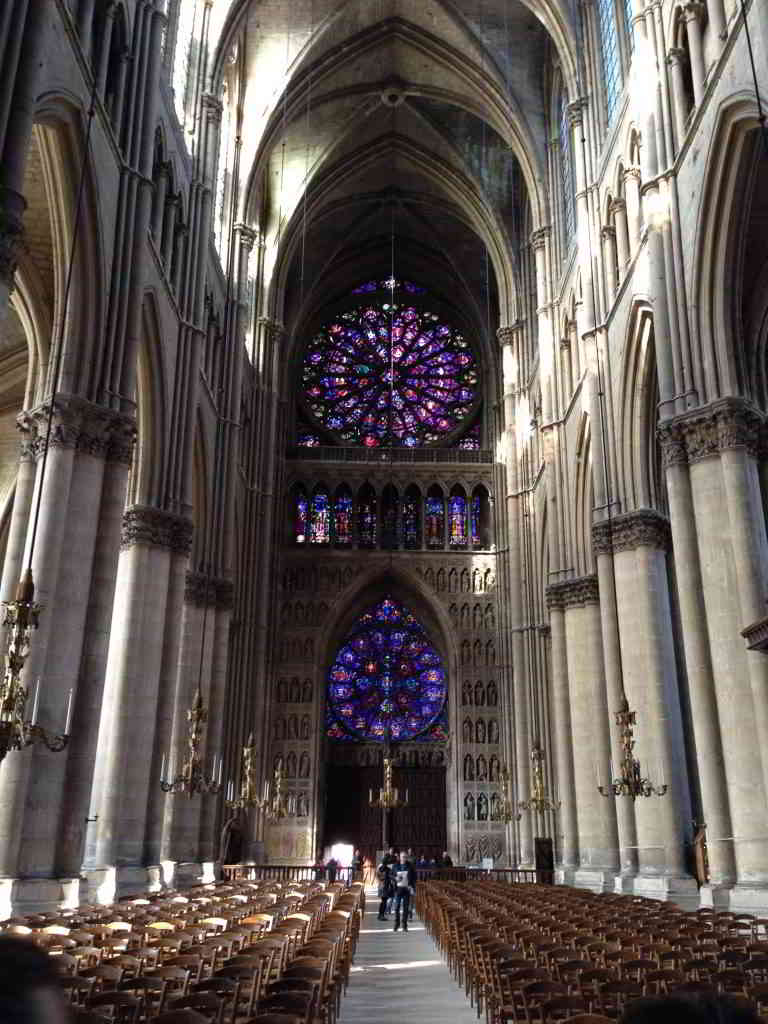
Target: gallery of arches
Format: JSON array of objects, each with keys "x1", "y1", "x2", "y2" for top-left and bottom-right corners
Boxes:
[{"x1": 4, "y1": 0, "x2": 768, "y2": 990}]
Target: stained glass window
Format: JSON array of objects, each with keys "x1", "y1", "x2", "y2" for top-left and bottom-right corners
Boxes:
[
  {"x1": 334, "y1": 487, "x2": 353, "y2": 546},
  {"x1": 624, "y1": 0, "x2": 635, "y2": 50},
  {"x1": 295, "y1": 488, "x2": 308, "y2": 544},
  {"x1": 559, "y1": 91, "x2": 575, "y2": 246},
  {"x1": 457, "y1": 423, "x2": 481, "y2": 450},
  {"x1": 471, "y1": 493, "x2": 482, "y2": 548},
  {"x1": 382, "y1": 485, "x2": 399, "y2": 549},
  {"x1": 351, "y1": 279, "x2": 426, "y2": 295},
  {"x1": 301, "y1": 290, "x2": 477, "y2": 448},
  {"x1": 358, "y1": 485, "x2": 377, "y2": 548},
  {"x1": 426, "y1": 488, "x2": 445, "y2": 548},
  {"x1": 326, "y1": 596, "x2": 447, "y2": 742},
  {"x1": 449, "y1": 490, "x2": 468, "y2": 548},
  {"x1": 309, "y1": 488, "x2": 330, "y2": 544},
  {"x1": 403, "y1": 486, "x2": 421, "y2": 550},
  {"x1": 597, "y1": 0, "x2": 622, "y2": 125},
  {"x1": 297, "y1": 428, "x2": 322, "y2": 447}
]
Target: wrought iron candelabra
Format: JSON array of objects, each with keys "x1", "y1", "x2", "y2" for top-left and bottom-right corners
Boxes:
[
  {"x1": 518, "y1": 744, "x2": 561, "y2": 814},
  {"x1": 160, "y1": 689, "x2": 222, "y2": 797},
  {"x1": 598, "y1": 698, "x2": 667, "y2": 799},
  {"x1": 0, "y1": 569, "x2": 71, "y2": 763},
  {"x1": 259, "y1": 755, "x2": 295, "y2": 821},
  {"x1": 369, "y1": 748, "x2": 409, "y2": 810}
]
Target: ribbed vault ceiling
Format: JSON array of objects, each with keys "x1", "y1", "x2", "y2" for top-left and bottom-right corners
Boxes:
[{"x1": 213, "y1": 0, "x2": 575, "y2": 339}]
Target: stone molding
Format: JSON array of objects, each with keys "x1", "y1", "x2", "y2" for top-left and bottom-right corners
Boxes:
[
  {"x1": 742, "y1": 615, "x2": 768, "y2": 653},
  {"x1": 657, "y1": 398, "x2": 764, "y2": 468},
  {"x1": 121, "y1": 505, "x2": 194, "y2": 553},
  {"x1": 592, "y1": 508, "x2": 671, "y2": 554},
  {"x1": 185, "y1": 571, "x2": 235, "y2": 609},
  {"x1": 17, "y1": 395, "x2": 136, "y2": 465},
  {"x1": 545, "y1": 574, "x2": 599, "y2": 611}
]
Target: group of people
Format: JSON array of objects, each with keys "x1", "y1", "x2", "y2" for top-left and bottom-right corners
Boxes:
[{"x1": 375, "y1": 848, "x2": 454, "y2": 932}]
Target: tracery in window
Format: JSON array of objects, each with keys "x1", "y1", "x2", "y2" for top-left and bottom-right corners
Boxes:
[
  {"x1": 326, "y1": 596, "x2": 447, "y2": 742},
  {"x1": 334, "y1": 485, "x2": 353, "y2": 547},
  {"x1": 403, "y1": 484, "x2": 421, "y2": 550},
  {"x1": 301, "y1": 284, "x2": 478, "y2": 448},
  {"x1": 295, "y1": 486, "x2": 308, "y2": 545},
  {"x1": 426, "y1": 485, "x2": 445, "y2": 548},
  {"x1": 449, "y1": 486, "x2": 468, "y2": 548},
  {"x1": 309, "y1": 486, "x2": 330, "y2": 545},
  {"x1": 357, "y1": 483, "x2": 377, "y2": 548},
  {"x1": 597, "y1": 0, "x2": 622, "y2": 125},
  {"x1": 559, "y1": 91, "x2": 575, "y2": 245}
]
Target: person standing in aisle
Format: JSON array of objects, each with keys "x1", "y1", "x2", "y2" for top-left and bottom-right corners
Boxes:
[
  {"x1": 393, "y1": 851, "x2": 416, "y2": 932},
  {"x1": 377, "y1": 855, "x2": 394, "y2": 921}
]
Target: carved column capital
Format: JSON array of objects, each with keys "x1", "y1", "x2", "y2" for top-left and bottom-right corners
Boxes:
[
  {"x1": 497, "y1": 321, "x2": 525, "y2": 346},
  {"x1": 201, "y1": 92, "x2": 223, "y2": 122},
  {"x1": 683, "y1": 0, "x2": 704, "y2": 21},
  {"x1": 592, "y1": 508, "x2": 671, "y2": 554},
  {"x1": 545, "y1": 574, "x2": 600, "y2": 610},
  {"x1": 17, "y1": 395, "x2": 136, "y2": 463},
  {"x1": 530, "y1": 227, "x2": 551, "y2": 251},
  {"x1": 609, "y1": 197, "x2": 627, "y2": 218},
  {"x1": 666, "y1": 46, "x2": 688, "y2": 66},
  {"x1": 185, "y1": 571, "x2": 235, "y2": 607},
  {"x1": 235, "y1": 223, "x2": 257, "y2": 250},
  {"x1": 601, "y1": 225, "x2": 616, "y2": 242},
  {"x1": 258, "y1": 317, "x2": 285, "y2": 342},
  {"x1": 121, "y1": 505, "x2": 194, "y2": 552},
  {"x1": 566, "y1": 99, "x2": 587, "y2": 128},
  {"x1": 657, "y1": 398, "x2": 765, "y2": 467}
]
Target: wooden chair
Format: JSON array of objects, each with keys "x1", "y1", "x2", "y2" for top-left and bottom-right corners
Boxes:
[
  {"x1": 168, "y1": 992, "x2": 226, "y2": 1024},
  {"x1": 539, "y1": 995, "x2": 590, "y2": 1023},
  {"x1": 85, "y1": 990, "x2": 141, "y2": 1024}
]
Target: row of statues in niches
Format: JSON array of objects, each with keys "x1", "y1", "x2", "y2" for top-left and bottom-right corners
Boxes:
[
  {"x1": 464, "y1": 792, "x2": 505, "y2": 821},
  {"x1": 463, "y1": 753, "x2": 504, "y2": 781},
  {"x1": 273, "y1": 715, "x2": 312, "y2": 740},
  {"x1": 461, "y1": 717, "x2": 500, "y2": 745},
  {"x1": 461, "y1": 680, "x2": 498, "y2": 706},
  {"x1": 276, "y1": 678, "x2": 314, "y2": 704}
]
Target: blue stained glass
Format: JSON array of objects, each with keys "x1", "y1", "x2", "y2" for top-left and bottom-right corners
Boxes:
[
  {"x1": 301, "y1": 286, "x2": 477, "y2": 447},
  {"x1": 298, "y1": 429, "x2": 321, "y2": 447},
  {"x1": 295, "y1": 491, "x2": 308, "y2": 544},
  {"x1": 426, "y1": 495, "x2": 444, "y2": 548},
  {"x1": 471, "y1": 494, "x2": 482, "y2": 547},
  {"x1": 358, "y1": 489, "x2": 377, "y2": 547},
  {"x1": 449, "y1": 496, "x2": 467, "y2": 547},
  {"x1": 559, "y1": 92, "x2": 575, "y2": 245},
  {"x1": 334, "y1": 491, "x2": 353, "y2": 546},
  {"x1": 598, "y1": 0, "x2": 622, "y2": 125},
  {"x1": 309, "y1": 490, "x2": 330, "y2": 544},
  {"x1": 624, "y1": 0, "x2": 635, "y2": 49},
  {"x1": 457, "y1": 423, "x2": 481, "y2": 450},
  {"x1": 326, "y1": 596, "x2": 447, "y2": 742}
]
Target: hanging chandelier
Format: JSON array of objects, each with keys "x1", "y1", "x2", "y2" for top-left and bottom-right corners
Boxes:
[
  {"x1": 598, "y1": 698, "x2": 667, "y2": 799},
  {"x1": 518, "y1": 743, "x2": 561, "y2": 814},
  {"x1": 160, "y1": 689, "x2": 222, "y2": 797},
  {"x1": 369, "y1": 747, "x2": 408, "y2": 810}
]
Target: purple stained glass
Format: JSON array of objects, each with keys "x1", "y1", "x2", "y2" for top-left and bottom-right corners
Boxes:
[
  {"x1": 295, "y1": 490, "x2": 308, "y2": 544},
  {"x1": 449, "y1": 494, "x2": 468, "y2": 547},
  {"x1": 457, "y1": 422, "x2": 481, "y2": 450},
  {"x1": 351, "y1": 279, "x2": 426, "y2": 295},
  {"x1": 298, "y1": 429, "x2": 322, "y2": 447},
  {"x1": 301, "y1": 292, "x2": 477, "y2": 447},
  {"x1": 471, "y1": 493, "x2": 482, "y2": 547},
  {"x1": 334, "y1": 491, "x2": 353, "y2": 546},
  {"x1": 309, "y1": 490, "x2": 330, "y2": 544},
  {"x1": 326, "y1": 597, "x2": 447, "y2": 742},
  {"x1": 426, "y1": 495, "x2": 444, "y2": 548}
]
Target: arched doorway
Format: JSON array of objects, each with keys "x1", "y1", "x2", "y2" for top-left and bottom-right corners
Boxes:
[{"x1": 323, "y1": 595, "x2": 448, "y2": 862}]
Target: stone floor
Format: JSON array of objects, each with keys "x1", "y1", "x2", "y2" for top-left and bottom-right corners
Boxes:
[{"x1": 339, "y1": 889, "x2": 477, "y2": 1024}]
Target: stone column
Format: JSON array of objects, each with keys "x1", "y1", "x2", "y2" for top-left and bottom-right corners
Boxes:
[
  {"x1": 683, "y1": 2, "x2": 706, "y2": 106},
  {"x1": 666, "y1": 50, "x2": 690, "y2": 149},
  {"x1": 661, "y1": 403, "x2": 768, "y2": 903},
  {"x1": 595, "y1": 511, "x2": 696, "y2": 899},
  {"x1": 624, "y1": 168, "x2": 642, "y2": 254},
  {"x1": 611, "y1": 200, "x2": 630, "y2": 271},
  {"x1": 87, "y1": 506, "x2": 192, "y2": 898},
  {"x1": 562, "y1": 575, "x2": 619, "y2": 890},
  {"x1": 659, "y1": 425, "x2": 735, "y2": 898},
  {"x1": 544, "y1": 591, "x2": 578, "y2": 876},
  {"x1": 602, "y1": 226, "x2": 618, "y2": 305}
]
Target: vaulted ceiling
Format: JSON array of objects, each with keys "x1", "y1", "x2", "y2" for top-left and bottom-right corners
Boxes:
[{"x1": 212, "y1": 0, "x2": 578, "y2": 343}]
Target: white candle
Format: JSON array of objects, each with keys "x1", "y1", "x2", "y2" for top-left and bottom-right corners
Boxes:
[
  {"x1": 228, "y1": 779, "x2": 234, "y2": 802},
  {"x1": 31, "y1": 679, "x2": 40, "y2": 726},
  {"x1": 218, "y1": 756, "x2": 223, "y2": 785},
  {"x1": 64, "y1": 689, "x2": 73, "y2": 735},
  {"x1": 161, "y1": 751, "x2": 167, "y2": 782}
]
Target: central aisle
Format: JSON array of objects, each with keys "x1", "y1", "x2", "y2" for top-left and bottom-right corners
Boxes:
[{"x1": 339, "y1": 888, "x2": 477, "y2": 1024}]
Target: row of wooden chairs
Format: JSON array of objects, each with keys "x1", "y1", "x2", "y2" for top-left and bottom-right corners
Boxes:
[
  {"x1": 418, "y1": 880, "x2": 766, "y2": 1024},
  {"x1": 2, "y1": 876, "x2": 365, "y2": 1024}
]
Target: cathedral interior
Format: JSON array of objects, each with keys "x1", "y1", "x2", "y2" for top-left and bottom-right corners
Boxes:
[{"x1": 1, "y1": 0, "x2": 768, "y2": 918}]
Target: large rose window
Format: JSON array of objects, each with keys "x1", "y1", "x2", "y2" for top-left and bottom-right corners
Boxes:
[
  {"x1": 326, "y1": 597, "x2": 447, "y2": 742},
  {"x1": 301, "y1": 287, "x2": 478, "y2": 448}
]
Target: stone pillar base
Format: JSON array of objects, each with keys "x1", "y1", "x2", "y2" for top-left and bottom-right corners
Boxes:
[
  {"x1": 83, "y1": 867, "x2": 117, "y2": 905},
  {"x1": 115, "y1": 866, "x2": 162, "y2": 899},
  {"x1": 175, "y1": 862, "x2": 204, "y2": 888},
  {"x1": 573, "y1": 868, "x2": 615, "y2": 892},
  {"x1": 614, "y1": 873, "x2": 636, "y2": 893},
  {"x1": 0, "y1": 877, "x2": 82, "y2": 916},
  {"x1": 699, "y1": 884, "x2": 732, "y2": 909},
  {"x1": 729, "y1": 885, "x2": 768, "y2": 914},
  {"x1": 555, "y1": 867, "x2": 577, "y2": 885},
  {"x1": 633, "y1": 874, "x2": 699, "y2": 906}
]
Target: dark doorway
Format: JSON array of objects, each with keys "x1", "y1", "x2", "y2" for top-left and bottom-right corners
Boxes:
[{"x1": 323, "y1": 761, "x2": 446, "y2": 864}]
